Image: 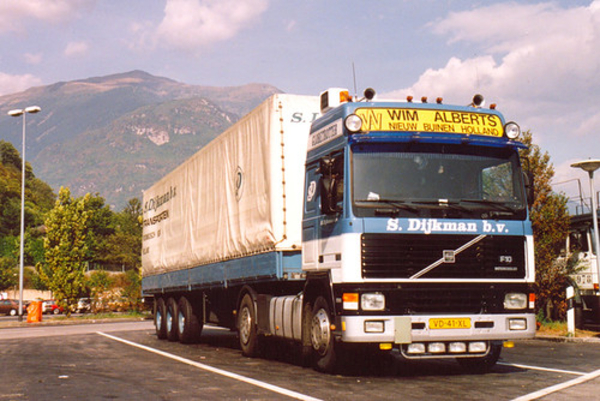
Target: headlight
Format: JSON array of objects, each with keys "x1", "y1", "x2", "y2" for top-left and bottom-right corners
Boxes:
[
  {"x1": 361, "y1": 293, "x2": 385, "y2": 311},
  {"x1": 504, "y1": 121, "x2": 520, "y2": 139},
  {"x1": 344, "y1": 114, "x2": 363, "y2": 133},
  {"x1": 508, "y1": 318, "x2": 528, "y2": 330},
  {"x1": 504, "y1": 293, "x2": 527, "y2": 310},
  {"x1": 508, "y1": 318, "x2": 527, "y2": 330}
]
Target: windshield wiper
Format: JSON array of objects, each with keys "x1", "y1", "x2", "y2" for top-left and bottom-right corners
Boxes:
[
  {"x1": 355, "y1": 199, "x2": 419, "y2": 215},
  {"x1": 459, "y1": 198, "x2": 521, "y2": 211},
  {"x1": 458, "y1": 199, "x2": 524, "y2": 217}
]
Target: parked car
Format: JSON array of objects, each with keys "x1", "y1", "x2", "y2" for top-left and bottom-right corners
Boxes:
[
  {"x1": 41, "y1": 300, "x2": 52, "y2": 314},
  {"x1": 77, "y1": 297, "x2": 91, "y2": 313},
  {"x1": 42, "y1": 299, "x2": 64, "y2": 315},
  {"x1": 0, "y1": 299, "x2": 23, "y2": 316}
]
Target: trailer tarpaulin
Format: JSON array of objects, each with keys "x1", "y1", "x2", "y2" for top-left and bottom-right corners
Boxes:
[{"x1": 142, "y1": 94, "x2": 319, "y2": 277}]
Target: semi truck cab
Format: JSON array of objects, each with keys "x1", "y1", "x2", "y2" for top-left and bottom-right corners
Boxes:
[{"x1": 299, "y1": 88, "x2": 536, "y2": 372}]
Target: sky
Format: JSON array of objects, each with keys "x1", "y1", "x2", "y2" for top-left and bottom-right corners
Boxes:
[{"x1": 0, "y1": 0, "x2": 599, "y2": 206}]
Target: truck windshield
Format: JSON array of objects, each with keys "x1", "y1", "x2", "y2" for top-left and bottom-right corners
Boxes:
[{"x1": 352, "y1": 144, "x2": 527, "y2": 220}]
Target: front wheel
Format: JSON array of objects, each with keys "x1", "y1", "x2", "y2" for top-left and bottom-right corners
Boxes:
[
  {"x1": 238, "y1": 294, "x2": 260, "y2": 357},
  {"x1": 310, "y1": 296, "x2": 338, "y2": 373},
  {"x1": 457, "y1": 342, "x2": 502, "y2": 373}
]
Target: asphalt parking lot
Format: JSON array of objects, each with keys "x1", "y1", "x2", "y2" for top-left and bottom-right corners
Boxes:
[{"x1": 1, "y1": 320, "x2": 599, "y2": 400}]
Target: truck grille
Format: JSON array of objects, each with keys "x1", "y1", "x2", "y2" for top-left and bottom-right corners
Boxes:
[
  {"x1": 361, "y1": 233, "x2": 525, "y2": 279},
  {"x1": 387, "y1": 286, "x2": 504, "y2": 314}
]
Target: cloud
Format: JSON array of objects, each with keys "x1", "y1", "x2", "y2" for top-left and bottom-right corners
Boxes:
[
  {"x1": 0, "y1": 72, "x2": 42, "y2": 96},
  {"x1": 24, "y1": 53, "x2": 43, "y2": 65},
  {"x1": 154, "y1": 0, "x2": 269, "y2": 53},
  {"x1": 286, "y1": 20, "x2": 297, "y2": 32},
  {"x1": 0, "y1": 0, "x2": 94, "y2": 33},
  {"x1": 384, "y1": 1, "x2": 600, "y2": 194},
  {"x1": 388, "y1": 1, "x2": 600, "y2": 102},
  {"x1": 64, "y1": 41, "x2": 90, "y2": 57}
]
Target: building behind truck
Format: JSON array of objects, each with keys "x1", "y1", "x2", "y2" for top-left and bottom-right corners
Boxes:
[{"x1": 142, "y1": 88, "x2": 536, "y2": 373}]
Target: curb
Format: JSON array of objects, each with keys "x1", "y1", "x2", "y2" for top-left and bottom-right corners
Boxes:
[
  {"x1": 532, "y1": 335, "x2": 600, "y2": 343},
  {"x1": 0, "y1": 316, "x2": 152, "y2": 330}
]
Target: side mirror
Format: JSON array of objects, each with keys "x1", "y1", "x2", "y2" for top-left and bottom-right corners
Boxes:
[
  {"x1": 319, "y1": 156, "x2": 343, "y2": 215},
  {"x1": 523, "y1": 170, "x2": 534, "y2": 208}
]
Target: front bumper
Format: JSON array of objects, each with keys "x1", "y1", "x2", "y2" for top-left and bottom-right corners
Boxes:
[{"x1": 339, "y1": 313, "x2": 536, "y2": 343}]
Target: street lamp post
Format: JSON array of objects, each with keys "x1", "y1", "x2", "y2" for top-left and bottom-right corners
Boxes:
[
  {"x1": 571, "y1": 159, "x2": 600, "y2": 300},
  {"x1": 8, "y1": 105, "x2": 41, "y2": 321}
]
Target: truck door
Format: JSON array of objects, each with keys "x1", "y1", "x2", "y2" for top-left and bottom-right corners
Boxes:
[{"x1": 302, "y1": 152, "x2": 344, "y2": 271}]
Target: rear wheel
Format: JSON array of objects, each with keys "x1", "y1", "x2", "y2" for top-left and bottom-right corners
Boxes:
[
  {"x1": 177, "y1": 296, "x2": 203, "y2": 344},
  {"x1": 166, "y1": 297, "x2": 179, "y2": 341},
  {"x1": 310, "y1": 296, "x2": 338, "y2": 373},
  {"x1": 155, "y1": 298, "x2": 167, "y2": 340},
  {"x1": 238, "y1": 294, "x2": 260, "y2": 357}
]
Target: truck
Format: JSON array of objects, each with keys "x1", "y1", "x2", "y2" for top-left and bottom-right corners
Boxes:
[
  {"x1": 142, "y1": 88, "x2": 536, "y2": 373},
  {"x1": 562, "y1": 212, "x2": 600, "y2": 329}
]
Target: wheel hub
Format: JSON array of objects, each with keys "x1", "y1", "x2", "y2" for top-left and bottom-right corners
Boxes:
[
  {"x1": 239, "y1": 306, "x2": 252, "y2": 345},
  {"x1": 178, "y1": 311, "x2": 186, "y2": 335},
  {"x1": 156, "y1": 310, "x2": 163, "y2": 330},
  {"x1": 311, "y1": 308, "x2": 331, "y2": 355}
]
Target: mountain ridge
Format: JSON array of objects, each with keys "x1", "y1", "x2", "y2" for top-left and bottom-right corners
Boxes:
[{"x1": 0, "y1": 70, "x2": 282, "y2": 208}]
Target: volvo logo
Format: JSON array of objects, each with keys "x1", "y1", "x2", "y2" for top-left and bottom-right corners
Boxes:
[{"x1": 443, "y1": 250, "x2": 456, "y2": 263}]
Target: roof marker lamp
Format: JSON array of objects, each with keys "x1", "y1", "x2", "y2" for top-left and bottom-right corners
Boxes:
[
  {"x1": 344, "y1": 114, "x2": 363, "y2": 133},
  {"x1": 504, "y1": 121, "x2": 521, "y2": 139}
]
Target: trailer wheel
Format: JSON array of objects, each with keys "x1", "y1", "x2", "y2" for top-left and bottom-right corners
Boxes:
[
  {"x1": 311, "y1": 296, "x2": 337, "y2": 373},
  {"x1": 238, "y1": 294, "x2": 260, "y2": 357},
  {"x1": 155, "y1": 298, "x2": 167, "y2": 340},
  {"x1": 166, "y1": 297, "x2": 179, "y2": 342},
  {"x1": 177, "y1": 296, "x2": 203, "y2": 344},
  {"x1": 457, "y1": 342, "x2": 502, "y2": 373}
]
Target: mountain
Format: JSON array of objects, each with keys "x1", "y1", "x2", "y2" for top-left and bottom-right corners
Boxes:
[{"x1": 0, "y1": 71, "x2": 281, "y2": 208}]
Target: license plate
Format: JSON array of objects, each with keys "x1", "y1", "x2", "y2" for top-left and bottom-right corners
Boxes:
[{"x1": 429, "y1": 318, "x2": 471, "y2": 329}]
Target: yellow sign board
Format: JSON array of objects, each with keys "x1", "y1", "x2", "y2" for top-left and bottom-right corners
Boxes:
[{"x1": 355, "y1": 108, "x2": 504, "y2": 137}]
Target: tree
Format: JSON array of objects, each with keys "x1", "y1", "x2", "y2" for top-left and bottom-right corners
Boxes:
[
  {"x1": 0, "y1": 256, "x2": 17, "y2": 292},
  {"x1": 102, "y1": 198, "x2": 142, "y2": 269},
  {"x1": 86, "y1": 270, "x2": 114, "y2": 313},
  {"x1": 38, "y1": 187, "x2": 91, "y2": 316},
  {"x1": 0, "y1": 141, "x2": 55, "y2": 272},
  {"x1": 519, "y1": 131, "x2": 571, "y2": 320},
  {"x1": 84, "y1": 193, "x2": 115, "y2": 265},
  {"x1": 117, "y1": 268, "x2": 142, "y2": 311}
]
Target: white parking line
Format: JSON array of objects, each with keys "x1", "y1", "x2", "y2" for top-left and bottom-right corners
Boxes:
[
  {"x1": 499, "y1": 362, "x2": 600, "y2": 401},
  {"x1": 498, "y1": 362, "x2": 586, "y2": 376},
  {"x1": 97, "y1": 331, "x2": 322, "y2": 401}
]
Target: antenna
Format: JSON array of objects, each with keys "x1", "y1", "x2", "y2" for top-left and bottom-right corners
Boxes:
[{"x1": 352, "y1": 62, "x2": 358, "y2": 100}]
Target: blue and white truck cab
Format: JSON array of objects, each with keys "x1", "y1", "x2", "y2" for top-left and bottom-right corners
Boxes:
[{"x1": 299, "y1": 88, "x2": 536, "y2": 371}]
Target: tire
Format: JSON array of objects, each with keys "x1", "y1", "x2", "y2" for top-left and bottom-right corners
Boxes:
[
  {"x1": 457, "y1": 342, "x2": 502, "y2": 373},
  {"x1": 310, "y1": 296, "x2": 338, "y2": 373},
  {"x1": 9, "y1": 309, "x2": 17, "y2": 317},
  {"x1": 53, "y1": 308, "x2": 60, "y2": 315},
  {"x1": 155, "y1": 297, "x2": 168, "y2": 340},
  {"x1": 177, "y1": 296, "x2": 203, "y2": 344},
  {"x1": 166, "y1": 297, "x2": 179, "y2": 341},
  {"x1": 238, "y1": 294, "x2": 260, "y2": 357},
  {"x1": 300, "y1": 301, "x2": 315, "y2": 367}
]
